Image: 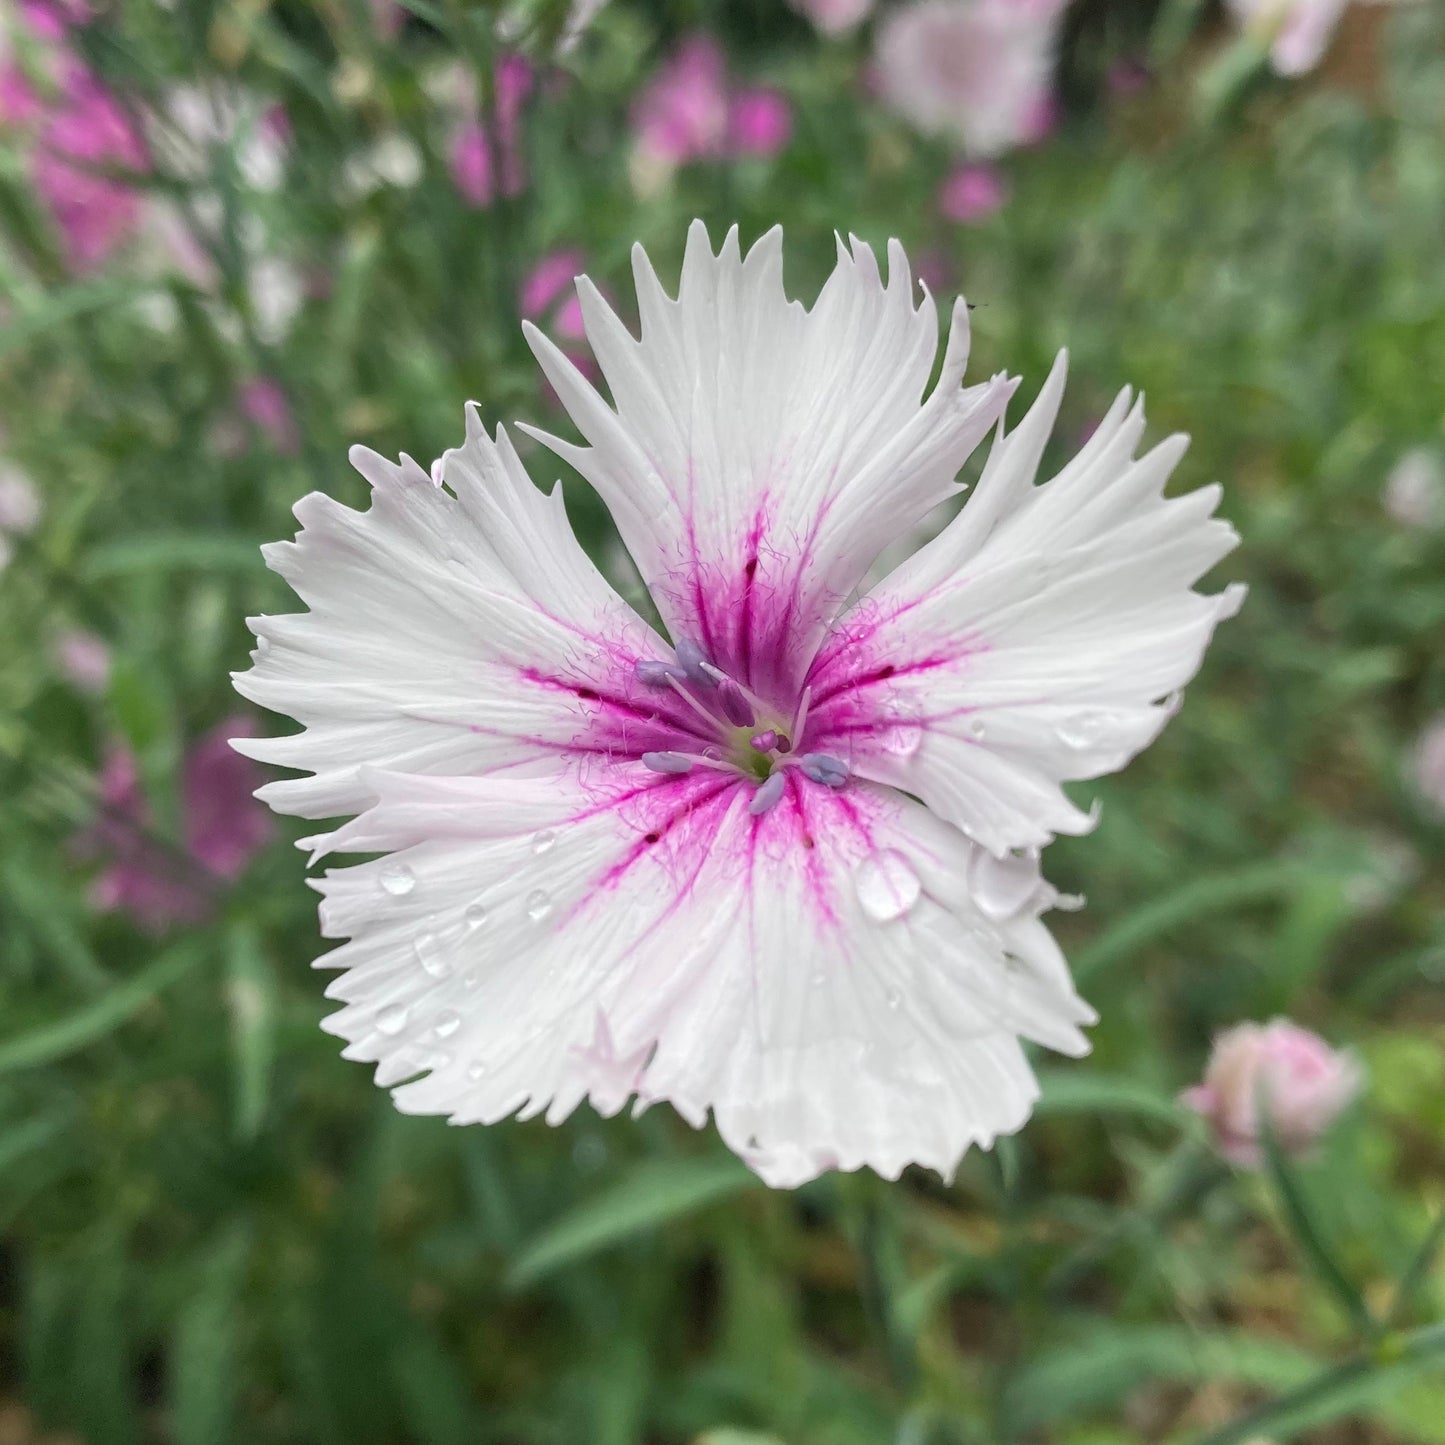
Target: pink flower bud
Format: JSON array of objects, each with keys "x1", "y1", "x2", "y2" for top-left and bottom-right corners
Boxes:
[{"x1": 1181, "y1": 1020, "x2": 1362, "y2": 1167}]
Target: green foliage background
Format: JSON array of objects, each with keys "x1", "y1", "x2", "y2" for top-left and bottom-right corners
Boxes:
[{"x1": 1, "y1": 1, "x2": 1443, "y2": 1442}]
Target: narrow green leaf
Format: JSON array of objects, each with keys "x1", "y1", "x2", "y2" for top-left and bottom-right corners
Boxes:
[
  {"x1": 172, "y1": 1226, "x2": 252, "y2": 1445},
  {"x1": 1072, "y1": 861, "x2": 1307, "y2": 984},
  {"x1": 82, "y1": 534, "x2": 265, "y2": 580},
  {"x1": 1258, "y1": 1094, "x2": 1373, "y2": 1335},
  {"x1": 1034, "y1": 1069, "x2": 1184, "y2": 1127},
  {"x1": 0, "y1": 279, "x2": 148, "y2": 358},
  {"x1": 508, "y1": 1156, "x2": 756, "y2": 1288},
  {"x1": 1389, "y1": 1203, "x2": 1445, "y2": 1327},
  {"x1": 0, "y1": 942, "x2": 202, "y2": 1075},
  {"x1": 225, "y1": 923, "x2": 277, "y2": 1141}
]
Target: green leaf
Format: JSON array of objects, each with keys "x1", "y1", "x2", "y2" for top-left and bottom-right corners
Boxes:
[
  {"x1": 0, "y1": 279, "x2": 149, "y2": 358},
  {"x1": 1034, "y1": 1069, "x2": 1184, "y2": 1128},
  {"x1": 172, "y1": 1225, "x2": 252, "y2": 1445},
  {"x1": 508, "y1": 1156, "x2": 757, "y2": 1288},
  {"x1": 82, "y1": 534, "x2": 265, "y2": 580},
  {"x1": 0, "y1": 942, "x2": 202, "y2": 1075},
  {"x1": 225, "y1": 923, "x2": 278, "y2": 1141}
]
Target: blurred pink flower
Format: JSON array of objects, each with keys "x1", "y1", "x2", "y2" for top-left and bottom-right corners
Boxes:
[
  {"x1": 239, "y1": 377, "x2": 299, "y2": 455},
  {"x1": 1107, "y1": 57, "x2": 1153, "y2": 96},
  {"x1": 33, "y1": 62, "x2": 149, "y2": 271},
  {"x1": 0, "y1": 62, "x2": 42, "y2": 127},
  {"x1": 1224, "y1": 0, "x2": 1349, "y2": 76},
  {"x1": 80, "y1": 719, "x2": 273, "y2": 931},
  {"x1": 1181, "y1": 1019, "x2": 1362, "y2": 1167},
  {"x1": 874, "y1": 0, "x2": 1064, "y2": 158},
  {"x1": 449, "y1": 54, "x2": 532, "y2": 206},
  {"x1": 632, "y1": 34, "x2": 792, "y2": 173},
  {"x1": 371, "y1": 0, "x2": 406, "y2": 38},
  {"x1": 185, "y1": 716, "x2": 275, "y2": 879},
  {"x1": 1413, "y1": 716, "x2": 1445, "y2": 816},
  {"x1": 633, "y1": 34, "x2": 730, "y2": 166},
  {"x1": 789, "y1": 0, "x2": 875, "y2": 34},
  {"x1": 54, "y1": 627, "x2": 111, "y2": 692},
  {"x1": 1383, "y1": 447, "x2": 1444, "y2": 530},
  {"x1": 726, "y1": 88, "x2": 793, "y2": 157},
  {"x1": 938, "y1": 161, "x2": 1006, "y2": 222},
  {"x1": 19, "y1": 0, "x2": 91, "y2": 41},
  {"x1": 520, "y1": 248, "x2": 586, "y2": 318}
]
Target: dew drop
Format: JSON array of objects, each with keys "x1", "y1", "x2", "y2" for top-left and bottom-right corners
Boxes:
[
  {"x1": 965, "y1": 717, "x2": 988, "y2": 741},
  {"x1": 433, "y1": 1010, "x2": 462, "y2": 1040},
  {"x1": 463, "y1": 900, "x2": 488, "y2": 928},
  {"x1": 811, "y1": 969, "x2": 826, "y2": 987},
  {"x1": 970, "y1": 851, "x2": 1041, "y2": 922},
  {"x1": 379, "y1": 862, "x2": 416, "y2": 896},
  {"x1": 531, "y1": 829, "x2": 557, "y2": 855},
  {"x1": 701, "y1": 746, "x2": 723, "y2": 761},
  {"x1": 854, "y1": 850, "x2": 922, "y2": 923},
  {"x1": 461, "y1": 970, "x2": 481, "y2": 991},
  {"x1": 525, "y1": 888, "x2": 553, "y2": 923},
  {"x1": 885, "y1": 988, "x2": 902, "y2": 1010},
  {"x1": 415, "y1": 930, "x2": 451, "y2": 979},
  {"x1": 467, "y1": 1058, "x2": 488, "y2": 1081},
  {"x1": 1054, "y1": 711, "x2": 1112, "y2": 749},
  {"x1": 376, "y1": 1003, "x2": 409, "y2": 1036}
]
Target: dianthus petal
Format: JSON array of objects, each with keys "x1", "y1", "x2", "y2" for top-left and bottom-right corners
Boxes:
[
  {"x1": 805, "y1": 352, "x2": 1245, "y2": 853},
  {"x1": 232, "y1": 412, "x2": 704, "y2": 818},
  {"x1": 519, "y1": 221, "x2": 1014, "y2": 704},
  {"x1": 306, "y1": 762, "x2": 1093, "y2": 1187}
]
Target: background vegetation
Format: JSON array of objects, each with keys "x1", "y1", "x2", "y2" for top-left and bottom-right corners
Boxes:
[{"x1": 1, "y1": 1, "x2": 1443, "y2": 1441}]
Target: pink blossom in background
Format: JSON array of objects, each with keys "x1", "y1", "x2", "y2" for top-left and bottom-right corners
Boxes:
[
  {"x1": 913, "y1": 247, "x2": 952, "y2": 293},
  {"x1": 81, "y1": 745, "x2": 210, "y2": 931},
  {"x1": 1181, "y1": 1020, "x2": 1362, "y2": 1167},
  {"x1": 1383, "y1": 447, "x2": 1444, "y2": 530},
  {"x1": 1413, "y1": 717, "x2": 1445, "y2": 816},
  {"x1": 632, "y1": 34, "x2": 730, "y2": 166},
  {"x1": 239, "y1": 377, "x2": 300, "y2": 455},
  {"x1": 875, "y1": 0, "x2": 1065, "y2": 158},
  {"x1": 79, "y1": 722, "x2": 273, "y2": 931},
  {"x1": 938, "y1": 162, "x2": 1007, "y2": 222},
  {"x1": 185, "y1": 716, "x2": 275, "y2": 880},
  {"x1": 520, "y1": 248, "x2": 586, "y2": 318},
  {"x1": 54, "y1": 627, "x2": 111, "y2": 692},
  {"x1": 371, "y1": 0, "x2": 406, "y2": 38},
  {"x1": 632, "y1": 33, "x2": 794, "y2": 177},
  {"x1": 33, "y1": 62, "x2": 149, "y2": 271},
  {"x1": 726, "y1": 88, "x2": 793, "y2": 157},
  {"x1": 19, "y1": 0, "x2": 91, "y2": 41},
  {"x1": 789, "y1": 0, "x2": 876, "y2": 34},
  {"x1": 0, "y1": 61, "x2": 42, "y2": 127},
  {"x1": 448, "y1": 54, "x2": 533, "y2": 206},
  {"x1": 1225, "y1": 0, "x2": 1349, "y2": 76},
  {"x1": 1108, "y1": 57, "x2": 1153, "y2": 97}
]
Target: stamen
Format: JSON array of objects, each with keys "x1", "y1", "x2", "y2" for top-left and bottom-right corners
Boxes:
[
  {"x1": 674, "y1": 639, "x2": 716, "y2": 688},
  {"x1": 749, "y1": 729, "x2": 777, "y2": 753},
  {"x1": 748, "y1": 770, "x2": 786, "y2": 815},
  {"x1": 635, "y1": 659, "x2": 684, "y2": 688},
  {"x1": 665, "y1": 673, "x2": 724, "y2": 731},
  {"x1": 717, "y1": 679, "x2": 756, "y2": 728},
  {"x1": 641, "y1": 751, "x2": 694, "y2": 774},
  {"x1": 799, "y1": 753, "x2": 848, "y2": 789}
]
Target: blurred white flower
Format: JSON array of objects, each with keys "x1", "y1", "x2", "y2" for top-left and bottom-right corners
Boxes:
[
  {"x1": 342, "y1": 131, "x2": 424, "y2": 196},
  {"x1": 1182, "y1": 1019, "x2": 1362, "y2": 1166},
  {"x1": 790, "y1": 0, "x2": 875, "y2": 34},
  {"x1": 236, "y1": 225, "x2": 1241, "y2": 1187},
  {"x1": 1383, "y1": 447, "x2": 1444, "y2": 530},
  {"x1": 1223, "y1": 0, "x2": 1348, "y2": 75},
  {"x1": 1413, "y1": 716, "x2": 1445, "y2": 816},
  {"x1": 54, "y1": 628, "x2": 112, "y2": 692},
  {"x1": 154, "y1": 85, "x2": 289, "y2": 192},
  {"x1": 874, "y1": 0, "x2": 1065, "y2": 157},
  {"x1": 0, "y1": 462, "x2": 41, "y2": 534}
]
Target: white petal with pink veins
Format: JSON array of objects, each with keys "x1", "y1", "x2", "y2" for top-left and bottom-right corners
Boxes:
[
  {"x1": 806, "y1": 352, "x2": 1244, "y2": 854},
  {"x1": 304, "y1": 762, "x2": 1092, "y2": 1187}
]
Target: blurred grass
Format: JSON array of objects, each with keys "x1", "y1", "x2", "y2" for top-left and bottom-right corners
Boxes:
[{"x1": 1, "y1": 0, "x2": 1443, "y2": 1442}]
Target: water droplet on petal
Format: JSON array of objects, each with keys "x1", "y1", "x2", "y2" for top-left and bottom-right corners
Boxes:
[
  {"x1": 811, "y1": 969, "x2": 826, "y2": 987},
  {"x1": 885, "y1": 988, "x2": 902, "y2": 1010},
  {"x1": 379, "y1": 862, "x2": 415, "y2": 896},
  {"x1": 415, "y1": 929, "x2": 451, "y2": 978},
  {"x1": 971, "y1": 851, "x2": 1041, "y2": 922},
  {"x1": 525, "y1": 889, "x2": 553, "y2": 923},
  {"x1": 467, "y1": 1058, "x2": 488, "y2": 1081},
  {"x1": 1055, "y1": 711, "x2": 1113, "y2": 749},
  {"x1": 461, "y1": 970, "x2": 481, "y2": 990},
  {"x1": 433, "y1": 1010, "x2": 462, "y2": 1040},
  {"x1": 532, "y1": 829, "x2": 557, "y2": 855},
  {"x1": 376, "y1": 1003, "x2": 409, "y2": 1036},
  {"x1": 464, "y1": 901, "x2": 488, "y2": 928},
  {"x1": 965, "y1": 717, "x2": 987, "y2": 741},
  {"x1": 854, "y1": 850, "x2": 922, "y2": 923}
]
